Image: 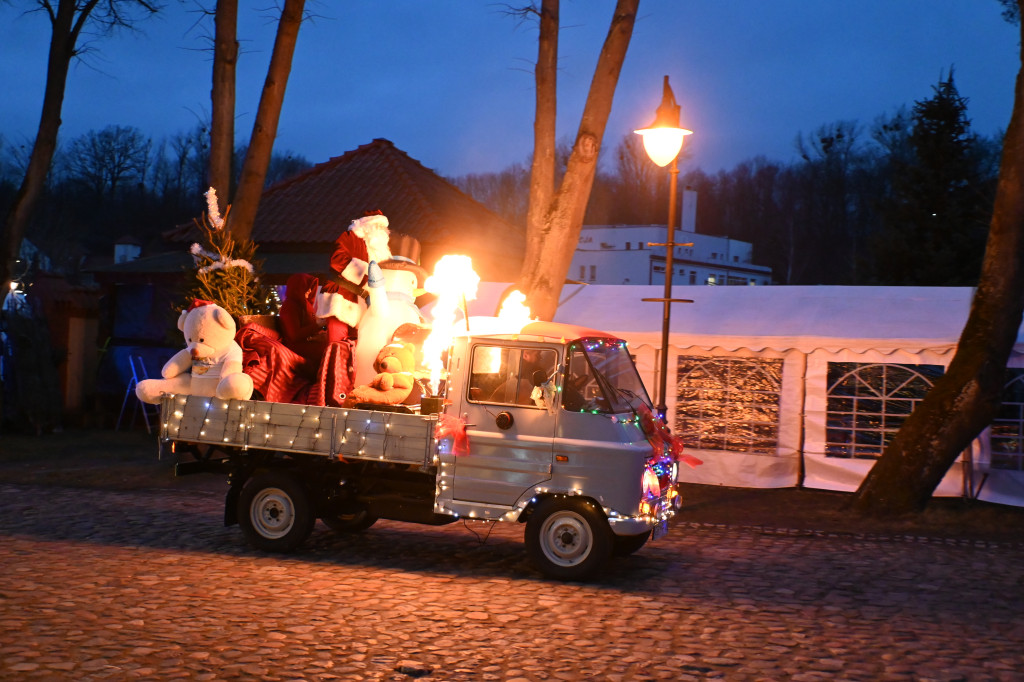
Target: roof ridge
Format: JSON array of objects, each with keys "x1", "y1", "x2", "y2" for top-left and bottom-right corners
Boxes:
[
  {"x1": 262, "y1": 139, "x2": 387, "y2": 196},
  {"x1": 380, "y1": 141, "x2": 441, "y2": 227}
]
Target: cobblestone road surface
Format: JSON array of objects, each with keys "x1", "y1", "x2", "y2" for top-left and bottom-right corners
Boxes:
[{"x1": 0, "y1": 482, "x2": 1022, "y2": 681}]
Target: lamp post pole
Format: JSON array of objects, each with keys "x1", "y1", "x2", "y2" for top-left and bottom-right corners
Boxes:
[
  {"x1": 636, "y1": 75, "x2": 693, "y2": 421},
  {"x1": 656, "y1": 155, "x2": 680, "y2": 420}
]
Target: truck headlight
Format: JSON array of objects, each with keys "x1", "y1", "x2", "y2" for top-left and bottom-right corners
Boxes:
[{"x1": 642, "y1": 467, "x2": 661, "y2": 499}]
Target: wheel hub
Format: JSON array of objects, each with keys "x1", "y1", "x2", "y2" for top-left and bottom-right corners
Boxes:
[
  {"x1": 252, "y1": 488, "x2": 295, "y2": 539},
  {"x1": 542, "y1": 512, "x2": 592, "y2": 566}
]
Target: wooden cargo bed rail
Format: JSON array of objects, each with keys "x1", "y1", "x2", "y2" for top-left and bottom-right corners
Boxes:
[{"x1": 159, "y1": 394, "x2": 438, "y2": 465}]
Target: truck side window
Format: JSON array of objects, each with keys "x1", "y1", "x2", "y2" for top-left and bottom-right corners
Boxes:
[
  {"x1": 563, "y1": 348, "x2": 609, "y2": 412},
  {"x1": 468, "y1": 345, "x2": 556, "y2": 408}
]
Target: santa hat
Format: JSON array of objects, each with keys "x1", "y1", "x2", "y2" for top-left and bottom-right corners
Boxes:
[{"x1": 348, "y1": 211, "x2": 391, "y2": 264}]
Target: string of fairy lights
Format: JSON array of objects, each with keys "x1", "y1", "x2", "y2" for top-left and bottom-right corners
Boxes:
[{"x1": 161, "y1": 394, "x2": 425, "y2": 462}]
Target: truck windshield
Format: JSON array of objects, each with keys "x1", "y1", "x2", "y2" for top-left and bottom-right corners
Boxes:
[{"x1": 563, "y1": 338, "x2": 652, "y2": 414}]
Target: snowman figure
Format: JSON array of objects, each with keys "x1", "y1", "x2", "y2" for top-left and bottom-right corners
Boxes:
[{"x1": 352, "y1": 234, "x2": 428, "y2": 387}]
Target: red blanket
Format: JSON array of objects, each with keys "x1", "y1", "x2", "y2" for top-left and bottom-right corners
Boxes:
[{"x1": 236, "y1": 323, "x2": 355, "y2": 406}]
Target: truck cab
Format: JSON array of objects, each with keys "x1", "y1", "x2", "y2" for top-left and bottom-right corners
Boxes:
[{"x1": 435, "y1": 320, "x2": 681, "y2": 579}]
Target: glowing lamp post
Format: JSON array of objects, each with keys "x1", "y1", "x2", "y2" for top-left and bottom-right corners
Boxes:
[{"x1": 636, "y1": 76, "x2": 693, "y2": 421}]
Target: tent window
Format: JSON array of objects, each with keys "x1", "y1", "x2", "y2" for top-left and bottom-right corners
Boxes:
[
  {"x1": 674, "y1": 356, "x2": 783, "y2": 455},
  {"x1": 991, "y1": 370, "x2": 1024, "y2": 471},
  {"x1": 825, "y1": 362, "x2": 943, "y2": 459}
]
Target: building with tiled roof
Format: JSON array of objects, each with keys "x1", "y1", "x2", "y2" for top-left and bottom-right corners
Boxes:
[{"x1": 160, "y1": 138, "x2": 524, "y2": 284}]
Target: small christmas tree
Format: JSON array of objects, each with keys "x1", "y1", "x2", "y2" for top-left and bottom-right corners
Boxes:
[{"x1": 183, "y1": 188, "x2": 279, "y2": 317}]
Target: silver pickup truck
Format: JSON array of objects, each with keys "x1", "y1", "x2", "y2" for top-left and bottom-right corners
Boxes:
[{"x1": 161, "y1": 319, "x2": 682, "y2": 580}]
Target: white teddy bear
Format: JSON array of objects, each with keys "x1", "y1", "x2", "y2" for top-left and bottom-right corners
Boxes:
[{"x1": 136, "y1": 301, "x2": 254, "y2": 405}]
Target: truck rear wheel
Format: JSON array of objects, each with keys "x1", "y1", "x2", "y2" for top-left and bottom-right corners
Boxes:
[
  {"x1": 525, "y1": 498, "x2": 612, "y2": 581},
  {"x1": 322, "y1": 509, "x2": 377, "y2": 534},
  {"x1": 238, "y1": 471, "x2": 315, "y2": 552}
]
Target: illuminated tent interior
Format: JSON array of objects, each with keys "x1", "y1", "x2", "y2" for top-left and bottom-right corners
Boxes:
[{"x1": 460, "y1": 284, "x2": 1024, "y2": 508}]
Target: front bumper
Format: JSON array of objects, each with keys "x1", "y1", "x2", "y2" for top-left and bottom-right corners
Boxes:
[{"x1": 606, "y1": 484, "x2": 680, "y2": 537}]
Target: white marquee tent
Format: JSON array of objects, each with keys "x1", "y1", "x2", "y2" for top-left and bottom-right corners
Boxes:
[{"x1": 459, "y1": 284, "x2": 1024, "y2": 508}]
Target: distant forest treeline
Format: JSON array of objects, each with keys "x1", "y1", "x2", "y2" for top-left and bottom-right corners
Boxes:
[
  {"x1": 0, "y1": 72, "x2": 1000, "y2": 286},
  {"x1": 0, "y1": 123, "x2": 314, "y2": 277},
  {"x1": 454, "y1": 71, "x2": 1002, "y2": 286}
]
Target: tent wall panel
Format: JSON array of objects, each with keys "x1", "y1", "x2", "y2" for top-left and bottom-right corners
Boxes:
[{"x1": 455, "y1": 283, "x2": 1024, "y2": 507}]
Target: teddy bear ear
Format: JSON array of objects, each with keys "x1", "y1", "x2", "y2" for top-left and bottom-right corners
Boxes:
[
  {"x1": 212, "y1": 306, "x2": 236, "y2": 331},
  {"x1": 177, "y1": 309, "x2": 190, "y2": 332}
]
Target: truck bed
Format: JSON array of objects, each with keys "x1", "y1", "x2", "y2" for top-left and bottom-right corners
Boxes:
[{"x1": 159, "y1": 394, "x2": 438, "y2": 466}]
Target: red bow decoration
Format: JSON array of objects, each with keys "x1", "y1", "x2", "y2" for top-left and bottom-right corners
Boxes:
[
  {"x1": 636, "y1": 403, "x2": 702, "y2": 469},
  {"x1": 188, "y1": 298, "x2": 215, "y2": 312},
  {"x1": 434, "y1": 413, "x2": 470, "y2": 456}
]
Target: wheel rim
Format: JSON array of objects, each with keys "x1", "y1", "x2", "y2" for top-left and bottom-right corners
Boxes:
[
  {"x1": 539, "y1": 510, "x2": 593, "y2": 567},
  {"x1": 250, "y1": 487, "x2": 295, "y2": 539}
]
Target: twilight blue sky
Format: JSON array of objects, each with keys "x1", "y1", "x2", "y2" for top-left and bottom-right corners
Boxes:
[{"x1": 2, "y1": 1, "x2": 1019, "y2": 178}]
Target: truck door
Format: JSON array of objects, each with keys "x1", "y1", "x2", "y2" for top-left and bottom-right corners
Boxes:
[{"x1": 452, "y1": 344, "x2": 558, "y2": 507}]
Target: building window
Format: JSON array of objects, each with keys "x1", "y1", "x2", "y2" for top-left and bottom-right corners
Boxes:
[
  {"x1": 589, "y1": 265, "x2": 596, "y2": 281},
  {"x1": 707, "y1": 275, "x2": 717, "y2": 285},
  {"x1": 626, "y1": 243, "x2": 631, "y2": 250},
  {"x1": 578, "y1": 266, "x2": 585, "y2": 280},
  {"x1": 733, "y1": 255, "x2": 740, "y2": 263},
  {"x1": 991, "y1": 370, "x2": 1024, "y2": 471},
  {"x1": 825, "y1": 362, "x2": 943, "y2": 459},
  {"x1": 638, "y1": 242, "x2": 644, "y2": 250},
  {"x1": 689, "y1": 271, "x2": 696, "y2": 284},
  {"x1": 711, "y1": 252, "x2": 718, "y2": 260},
  {"x1": 675, "y1": 356, "x2": 783, "y2": 454}
]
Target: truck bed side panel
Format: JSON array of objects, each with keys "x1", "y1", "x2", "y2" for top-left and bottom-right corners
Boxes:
[{"x1": 160, "y1": 395, "x2": 436, "y2": 465}]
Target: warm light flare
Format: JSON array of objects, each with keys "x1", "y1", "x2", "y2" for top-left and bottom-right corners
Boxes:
[
  {"x1": 422, "y1": 255, "x2": 480, "y2": 395},
  {"x1": 497, "y1": 290, "x2": 535, "y2": 327}
]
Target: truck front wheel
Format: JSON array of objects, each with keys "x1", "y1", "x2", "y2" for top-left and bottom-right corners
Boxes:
[
  {"x1": 612, "y1": 530, "x2": 651, "y2": 557},
  {"x1": 525, "y1": 498, "x2": 612, "y2": 581},
  {"x1": 238, "y1": 471, "x2": 315, "y2": 552}
]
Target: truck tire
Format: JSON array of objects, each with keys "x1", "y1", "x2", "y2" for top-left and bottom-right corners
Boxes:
[
  {"x1": 238, "y1": 471, "x2": 315, "y2": 552},
  {"x1": 322, "y1": 509, "x2": 378, "y2": 534},
  {"x1": 525, "y1": 497, "x2": 612, "y2": 581},
  {"x1": 612, "y1": 530, "x2": 651, "y2": 557}
]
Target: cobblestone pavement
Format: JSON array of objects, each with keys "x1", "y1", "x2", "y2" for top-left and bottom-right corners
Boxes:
[{"x1": 0, "y1": 482, "x2": 1022, "y2": 681}]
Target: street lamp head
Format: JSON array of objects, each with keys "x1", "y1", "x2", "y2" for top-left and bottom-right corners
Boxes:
[{"x1": 634, "y1": 75, "x2": 692, "y2": 167}]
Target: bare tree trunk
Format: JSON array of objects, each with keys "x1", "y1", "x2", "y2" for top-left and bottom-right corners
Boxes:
[
  {"x1": 225, "y1": 0, "x2": 305, "y2": 243},
  {"x1": 518, "y1": 0, "x2": 639, "y2": 321},
  {"x1": 525, "y1": 0, "x2": 558, "y2": 239},
  {"x1": 851, "y1": 11, "x2": 1024, "y2": 516},
  {"x1": 0, "y1": 0, "x2": 98, "y2": 293},
  {"x1": 209, "y1": 0, "x2": 238, "y2": 200}
]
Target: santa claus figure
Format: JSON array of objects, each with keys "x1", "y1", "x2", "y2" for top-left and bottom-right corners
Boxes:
[{"x1": 317, "y1": 212, "x2": 392, "y2": 343}]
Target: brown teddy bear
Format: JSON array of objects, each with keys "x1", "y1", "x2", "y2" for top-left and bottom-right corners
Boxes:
[{"x1": 344, "y1": 342, "x2": 417, "y2": 406}]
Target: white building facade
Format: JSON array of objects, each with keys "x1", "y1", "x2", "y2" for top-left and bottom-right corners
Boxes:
[{"x1": 570, "y1": 189, "x2": 772, "y2": 286}]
